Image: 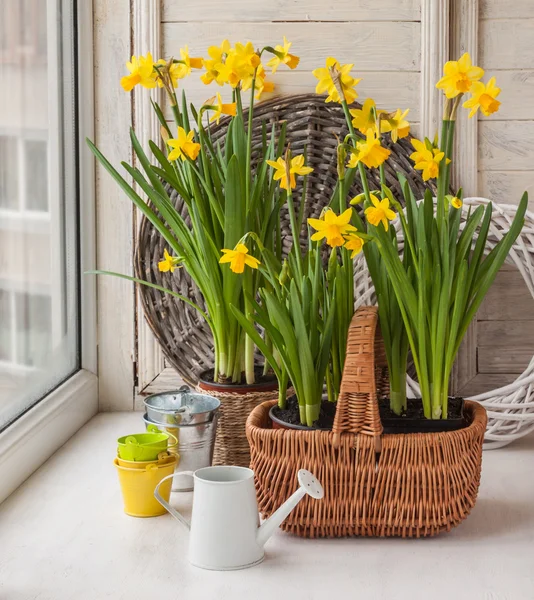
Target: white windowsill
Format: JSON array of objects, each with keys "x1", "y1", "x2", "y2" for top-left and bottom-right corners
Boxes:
[
  {"x1": 0, "y1": 369, "x2": 98, "y2": 504},
  {"x1": 0, "y1": 410, "x2": 533, "y2": 599}
]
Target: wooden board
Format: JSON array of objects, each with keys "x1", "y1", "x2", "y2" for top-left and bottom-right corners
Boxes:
[
  {"x1": 478, "y1": 347, "x2": 533, "y2": 374},
  {"x1": 163, "y1": 22, "x2": 421, "y2": 72},
  {"x1": 162, "y1": 71, "x2": 421, "y2": 121},
  {"x1": 479, "y1": 121, "x2": 534, "y2": 171},
  {"x1": 479, "y1": 19, "x2": 534, "y2": 70},
  {"x1": 162, "y1": 0, "x2": 421, "y2": 22},
  {"x1": 458, "y1": 373, "x2": 519, "y2": 397},
  {"x1": 478, "y1": 270, "x2": 534, "y2": 321},
  {"x1": 478, "y1": 320, "x2": 534, "y2": 347},
  {"x1": 478, "y1": 71, "x2": 534, "y2": 122},
  {"x1": 480, "y1": 0, "x2": 534, "y2": 20},
  {"x1": 478, "y1": 171, "x2": 534, "y2": 207}
]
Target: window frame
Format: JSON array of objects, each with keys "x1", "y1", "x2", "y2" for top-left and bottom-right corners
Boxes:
[{"x1": 0, "y1": 0, "x2": 98, "y2": 504}]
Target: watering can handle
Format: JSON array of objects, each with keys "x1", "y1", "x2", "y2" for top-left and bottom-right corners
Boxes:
[{"x1": 153, "y1": 474, "x2": 191, "y2": 530}]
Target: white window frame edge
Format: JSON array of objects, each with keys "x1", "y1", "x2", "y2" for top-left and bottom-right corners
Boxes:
[
  {"x1": 133, "y1": 0, "x2": 165, "y2": 393},
  {"x1": 0, "y1": 0, "x2": 98, "y2": 504}
]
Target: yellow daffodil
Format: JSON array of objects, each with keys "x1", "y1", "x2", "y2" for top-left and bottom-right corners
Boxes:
[
  {"x1": 380, "y1": 108, "x2": 410, "y2": 143},
  {"x1": 462, "y1": 77, "x2": 501, "y2": 118},
  {"x1": 219, "y1": 243, "x2": 260, "y2": 274},
  {"x1": 364, "y1": 194, "x2": 396, "y2": 232},
  {"x1": 223, "y1": 42, "x2": 260, "y2": 88},
  {"x1": 308, "y1": 208, "x2": 357, "y2": 248},
  {"x1": 349, "y1": 99, "x2": 377, "y2": 135},
  {"x1": 201, "y1": 40, "x2": 231, "y2": 86},
  {"x1": 266, "y1": 155, "x2": 313, "y2": 190},
  {"x1": 254, "y1": 67, "x2": 275, "y2": 99},
  {"x1": 206, "y1": 93, "x2": 237, "y2": 124},
  {"x1": 155, "y1": 58, "x2": 183, "y2": 89},
  {"x1": 410, "y1": 139, "x2": 445, "y2": 181},
  {"x1": 175, "y1": 45, "x2": 203, "y2": 78},
  {"x1": 266, "y1": 37, "x2": 300, "y2": 74},
  {"x1": 158, "y1": 249, "x2": 181, "y2": 273},
  {"x1": 313, "y1": 57, "x2": 361, "y2": 104},
  {"x1": 121, "y1": 53, "x2": 157, "y2": 92},
  {"x1": 347, "y1": 131, "x2": 391, "y2": 169},
  {"x1": 343, "y1": 233, "x2": 365, "y2": 258},
  {"x1": 451, "y1": 196, "x2": 463, "y2": 209},
  {"x1": 167, "y1": 127, "x2": 201, "y2": 161},
  {"x1": 436, "y1": 52, "x2": 484, "y2": 98}
]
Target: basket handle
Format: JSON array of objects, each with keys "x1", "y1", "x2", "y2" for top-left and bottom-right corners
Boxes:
[{"x1": 332, "y1": 306, "x2": 385, "y2": 444}]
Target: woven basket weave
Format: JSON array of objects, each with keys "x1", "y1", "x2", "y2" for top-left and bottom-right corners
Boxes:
[
  {"x1": 135, "y1": 93, "x2": 435, "y2": 385},
  {"x1": 246, "y1": 306, "x2": 487, "y2": 538}
]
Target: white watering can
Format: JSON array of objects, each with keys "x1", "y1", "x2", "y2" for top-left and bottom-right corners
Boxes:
[{"x1": 154, "y1": 465, "x2": 324, "y2": 570}]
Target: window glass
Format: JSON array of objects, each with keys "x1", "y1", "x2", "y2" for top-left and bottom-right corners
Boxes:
[{"x1": 0, "y1": 0, "x2": 79, "y2": 428}]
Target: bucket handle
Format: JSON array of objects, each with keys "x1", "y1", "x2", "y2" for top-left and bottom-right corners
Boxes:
[
  {"x1": 146, "y1": 424, "x2": 179, "y2": 449},
  {"x1": 154, "y1": 474, "x2": 191, "y2": 530}
]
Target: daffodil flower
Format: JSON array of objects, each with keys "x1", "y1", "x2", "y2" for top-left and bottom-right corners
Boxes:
[
  {"x1": 308, "y1": 208, "x2": 357, "y2": 248},
  {"x1": 219, "y1": 243, "x2": 260, "y2": 274},
  {"x1": 167, "y1": 127, "x2": 201, "y2": 161},
  {"x1": 313, "y1": 57, "x2": 361, "y2": 104},
  {"x1": 201, "y1": 40, "x2": 231, "y2": 86},
  {"x1": 121, "y1": 53, "x2": 157, "y2": 92},
  {"x1": 175, "y1": 45, "x2": 204, "y2": 78},
  {"x1": 349, "y1": 99, "x2": 377, "y2": 135},
  {"x1": 462, "y1": 77, "x2": 501, "y2": 118},
  {"x1": 343, "y1": 233, "x2": 365, "y2": 258},
  {"x1": 158, "y1": 249, "x2": 181, "y2": 273},
  {"x1": 364, "y1": 194, "x2": 396, "y2": 232},
  {"x1": 380, "y1": 108, "x2": 410, "y2": 143},
  {"x1": 347, "y1": 131, "x2": 391, "y2": 169},
  {"x1": 266, "y1": 155, "x2": 313, "y2": 190},
  {"x1": 409, "y1": 138, "x2": 446, "y2": 181},
  {"x1": 206, "y1": 93, "x2": 237, "y2": 124},
  {"x1": 155, "y1": 58, "x2": 183, "y2": 89},
  {"x1": 266, "y1": 37, "x2": 300, "y2": 74},
  {"x1": 451, "y1": 196, "x2": 463, "y2": 209},
  {"x1": 436, "y1": 52, "x2": 484, "y2": 98}
]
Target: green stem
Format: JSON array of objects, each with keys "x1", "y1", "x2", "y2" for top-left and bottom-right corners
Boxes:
[
  {"x1": 287, "y1": 189, "x2": 303, "y2": 281},
  {"x1": 245, "y1": 70, "x2": 258, "y2": 208}
]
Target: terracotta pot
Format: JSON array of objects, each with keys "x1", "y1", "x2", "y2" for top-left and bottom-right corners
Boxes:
[{"x1": 197, "y1": 369, "x2": 280, "y2": 467}]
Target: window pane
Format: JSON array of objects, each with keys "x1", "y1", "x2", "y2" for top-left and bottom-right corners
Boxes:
[
  {"x1": 0, "y1": 136, "x2": 19, "y2": 210},
  {"x1": 0, "y1": 0, "x2": 79, "y2": 428},
  {"x1": 24, "y1": 140, "x2": 48, "y2": 212}
]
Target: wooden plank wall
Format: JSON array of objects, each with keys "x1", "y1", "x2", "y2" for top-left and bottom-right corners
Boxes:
[
  {"x1": 161, "y1": 0, "x2": 422, "y2": 131},
  {"x1": 461, "y1": 1, "x2": 534, "y2": 395}
]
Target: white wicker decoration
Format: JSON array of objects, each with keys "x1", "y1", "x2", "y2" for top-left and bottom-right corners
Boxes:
[{"x1": 354, "y1": 197, "x2": 534, "y2": 449}]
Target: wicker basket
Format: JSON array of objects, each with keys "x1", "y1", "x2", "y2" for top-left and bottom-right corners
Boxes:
[{"x1": 247, "y1": 306, "x2": 487, "y2": 538}]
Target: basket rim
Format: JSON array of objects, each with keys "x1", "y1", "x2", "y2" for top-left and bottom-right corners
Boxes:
[{"x1": 246, "y1": 398, "x2": 487, "y2": 440}]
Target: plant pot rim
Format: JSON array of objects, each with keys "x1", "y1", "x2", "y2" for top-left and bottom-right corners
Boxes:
[
  {"x1": 198, "y1": 368, "x2": 278, "y2": 394},
  {"x1": 268, "y1": 404, "x2": 332, "y2": 431}
]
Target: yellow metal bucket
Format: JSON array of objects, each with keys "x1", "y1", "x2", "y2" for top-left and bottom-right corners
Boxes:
[{"x1": 114, "y1": 455, "x2": 177, "y2": 517}]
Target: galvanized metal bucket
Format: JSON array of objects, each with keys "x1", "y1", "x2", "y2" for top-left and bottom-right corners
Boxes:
[{"x1": 143, "y1": 387, "x2": 220, "y2": 492}]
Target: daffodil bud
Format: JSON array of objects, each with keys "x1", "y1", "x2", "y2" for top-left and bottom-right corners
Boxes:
[
  {"x1": 160, "y1": 126, "x2": 170, "y2": 144},
  {"x1": 279, "y1": 260, "x2": 289, "y2": 285},
  {"x1": 350, "y1": 192, "x2": 366, "y2": 205}
]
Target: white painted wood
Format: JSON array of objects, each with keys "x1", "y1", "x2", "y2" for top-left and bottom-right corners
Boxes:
[
  {"x1": 420, "y1": 0, "x2": 449, "y2": 139},
  {"x1": 0, "y1": 370, "x2": 98, "y2": 504},
  {"x1": 1, "y1": 411, "x2": 534, "y2": 598},
  {"x1": 480, "y1": 19, "x2": 534, "y2": 70},
  {"x1": 164, "y1": 71, "x2": 422, "y2": 121},
  {"x1": 132, "y1": 0, "x2": 165, "y2": 392},
  {"x1": 480, "y1": 0, "x2": 534, "y2": 20},
  {"x1": 482, "y1": 71, "x2": 534, "y2": 121},
  {"x1": 163, "y1": 0, "x2": 421, "y2": 22},
  {"x1": 94, "y1": 1, "x2": 135, "y2": 411},
  {"x1": 479, "y1": 171, "x2": 534, "y2": 206},
  {"x1": 479, "y1": 121, "x2": 534, "y2": 171},
  {"x1": 163, "y1": 22, "x2": 421, "y2": 72},
  {"x1": 79, "y1": 0, "x2": 98, "y2": 374},
  {"x1": 134, "y1": 366, "x2": 184, "y2": 412}
]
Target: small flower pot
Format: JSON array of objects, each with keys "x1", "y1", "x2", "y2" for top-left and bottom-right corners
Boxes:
[
  {"x1": 268, "y1": 395, "x2": 336, "y2": 431},
  {"x1": 378, "y1": 397, "x2": 466, "y2": 434},
  {"x1": 197, "y1": 368, "x2": 283, "y2": 467}
]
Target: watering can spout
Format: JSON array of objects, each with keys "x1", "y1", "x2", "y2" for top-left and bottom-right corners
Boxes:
[{"x1": 256, "y1": 470, "x2": 324, "y2": 548}]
